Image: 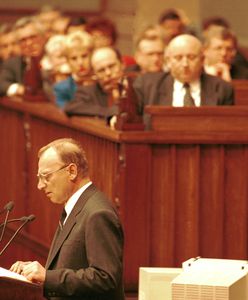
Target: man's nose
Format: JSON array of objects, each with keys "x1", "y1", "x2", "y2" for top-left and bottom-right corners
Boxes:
[
  {"x1": 37, "y1": 178, "x2": 45, "y2": 190},
  {"x1": 104, "y1": 68, "x2": 112, "y2": 76},
  {"x1": 181, "y1": 56, "x2": 189, "y2": 66}
]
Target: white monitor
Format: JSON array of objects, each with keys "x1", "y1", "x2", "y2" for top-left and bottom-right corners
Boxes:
[
  {"x1": 138, "y1": 267, "x2": 182, "y2": 300},
  {"x1": 172, "y1": 258, "x2": 248, "y2": 300}
]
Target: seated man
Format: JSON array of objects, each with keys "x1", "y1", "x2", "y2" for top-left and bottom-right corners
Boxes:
[
  {"x1": 127, "y1": 35, "x2": 165, "y2": 74},
  {"x1": 203, "y1": 26, "x2": 248, "y2": 81},
  {"x1": 0, "y1": 16, "x2": 48, "y2": 101},
  {"x1": 134, "y1": 34, "x2": 234, "y2": 110},
  {"x1": 64, "y1": 46, "x2": 124, "y2": 119}
]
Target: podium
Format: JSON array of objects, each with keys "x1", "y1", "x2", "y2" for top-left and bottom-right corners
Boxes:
[{"x1": 0, "y1": 276, "x2": 45, "y2": 300}]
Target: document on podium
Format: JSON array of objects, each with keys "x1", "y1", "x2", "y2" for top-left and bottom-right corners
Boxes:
[{"x1": 0, "y1": 267, "x2": 29, "y2": 282}]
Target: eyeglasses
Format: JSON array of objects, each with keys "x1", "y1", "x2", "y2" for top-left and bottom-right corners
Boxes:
[{"x1": 37, "y1": 165, "x2": 68, "y2": 184}]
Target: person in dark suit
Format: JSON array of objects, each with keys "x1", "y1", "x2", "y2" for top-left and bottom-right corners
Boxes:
[
  {"x1": 10, "y1": 138, "x2": 124, "y2": 300},
  {"x1": 0, "y1": 16, "x2": 47, "y2": 100},
  {"x1": 203, "y1": 26, "x2": 248, "y2": 81},
  {"x1": 64, "y1": 47, "x2": 125, "y2": 120},
  {"x1": 134, "y1": 34, "x2": 234, "y2": 108}
]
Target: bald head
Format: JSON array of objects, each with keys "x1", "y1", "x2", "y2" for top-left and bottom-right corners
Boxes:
[
  {"x1": 167, "y1": 34, "x2": 202, "y2": 55},
  {"x1": 166, "y1": 34, "x2": 204, "y2": 83}
]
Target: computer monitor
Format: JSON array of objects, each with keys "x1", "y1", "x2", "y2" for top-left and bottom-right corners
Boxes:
[
  {"x1": 172, "y1": 258, "x2": 248, "y2": 300},
  {"x1": 138, "y1": 267, "x2": 182, "y2": 300}
]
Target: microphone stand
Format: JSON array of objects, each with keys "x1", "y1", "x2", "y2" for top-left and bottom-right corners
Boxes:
[
  {"x1": 0, "y1": 216, "x2": 35, "y2": 256},
  {"x1": 0, "y1": 201, "x2": 14, "y2": 242}
]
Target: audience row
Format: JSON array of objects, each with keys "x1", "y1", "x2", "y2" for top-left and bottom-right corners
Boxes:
[{"x1": 0, "y1": 5, "x2": 247, "y2": 129}]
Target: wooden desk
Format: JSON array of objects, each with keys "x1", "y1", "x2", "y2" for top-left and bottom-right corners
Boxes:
[
  {"x1": 233, "y1": 79, "x2": 248, "y2": 105},
  {"x1": 0, "y1": 99, "x2": 248, "y2": 293}
]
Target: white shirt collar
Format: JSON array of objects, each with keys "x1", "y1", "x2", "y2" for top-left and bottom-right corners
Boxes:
[
  {"x1": 173, "y1": 79, "x2": 201, "y2": 107},
  {"x1": 63, "y1": 181, "x2": 92, "y2": 223}
]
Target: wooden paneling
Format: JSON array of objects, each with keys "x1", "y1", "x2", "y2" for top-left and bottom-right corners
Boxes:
[
  {"x1": 0, "y1": 99, "x2": 248, "y2": 293},
  {"x1": 233, "y1": 80, "x2": 248, "y2": 105}
]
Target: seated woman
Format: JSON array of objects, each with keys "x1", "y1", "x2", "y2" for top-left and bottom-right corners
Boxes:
[{"x1": 53, "y1": 30, "x2": 94, "y2": 108}]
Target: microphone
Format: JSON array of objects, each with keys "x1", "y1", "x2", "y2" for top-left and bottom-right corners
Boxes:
[
  {"x1": 0, "y1": 214, "x2": 36, "y2": 256},
  {"x1": 0, "y1": 216, "x2": 33, "y2": 229},
  {"x1": 0, "y1": 201, "x2": 14, "y2": 242},
  {"x1": 0, "y1": 201, "x2": 14, "y2": 215}
]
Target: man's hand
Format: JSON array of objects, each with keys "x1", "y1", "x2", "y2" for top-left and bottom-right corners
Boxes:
[
  {"x1": 10, "y1": 260, "x2": 31, "y2": 274},
  {"x1": 10, "y1": 260, "x2": 46, "y2": 283}
]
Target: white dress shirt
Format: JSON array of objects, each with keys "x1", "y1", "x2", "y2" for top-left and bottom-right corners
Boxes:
[
  {"x1": 63, "y1": 181, "x2": 92, "y2": 224},
  {"x1": 172, "y1": 79, "x2": 201, "y2": 107}
]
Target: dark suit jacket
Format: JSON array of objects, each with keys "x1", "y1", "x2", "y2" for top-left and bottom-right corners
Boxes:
[
  {"x1": 53, "y1": 76, "x2": 77, "y2": 108},
  {"x1": 0, "y1": 56, "x2": 25, "y2": 96},
  {"x1": 133, "y1": 72, "x2": 234, "y2": 108},
  {"x1": 64, "y1": 83, "x2": 118, "y2": 119},
  {"x1": 44, "y1": 184, "x2": 124, "y2": 300},
  {"x1": 230, "y1": 63, "x2": 248, "y2": 79}
]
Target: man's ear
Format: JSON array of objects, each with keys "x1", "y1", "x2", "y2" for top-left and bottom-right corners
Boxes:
[{"x1": 68, "y1": 164, "x2": 78, "y2": 180}]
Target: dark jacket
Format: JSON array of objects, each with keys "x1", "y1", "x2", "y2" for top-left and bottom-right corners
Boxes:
[{"x1": 44, "y1": 184, "x2": 125, "y2": 300}]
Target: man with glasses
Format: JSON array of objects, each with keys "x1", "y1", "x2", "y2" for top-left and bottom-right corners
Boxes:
[
  {"x1": 10, "y1": 138, "x2": 125, "y2": 300},
  {"x1": 0, "y1": 16, "x2": 47, "y2": 100},
  {"x1": 203, "y1": 26, "x2": 248, "y2": 81},
  {"x1": 134, "y1": 34, "x2": 234, "y2": 111}
]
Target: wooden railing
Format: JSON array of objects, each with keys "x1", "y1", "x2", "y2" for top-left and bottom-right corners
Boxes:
[
  {"x1": 233, "y1": 79, "x2": 248, "y2": 105},
  {"x1": 1, "y1": 98, "x2": 248, "y2": 293}
]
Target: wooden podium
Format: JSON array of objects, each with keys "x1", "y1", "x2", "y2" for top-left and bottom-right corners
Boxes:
[{"x1": 0, "y1": 276, "x2": 45, "y2": 300}]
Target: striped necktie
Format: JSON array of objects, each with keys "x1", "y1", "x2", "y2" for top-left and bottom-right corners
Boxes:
[{"x1": 183, "y1": 83, "x2": 195, "y2": 106}]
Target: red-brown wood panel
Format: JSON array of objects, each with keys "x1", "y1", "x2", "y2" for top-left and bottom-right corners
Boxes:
[
  {"x1": 199, "y1": 145, "x2": 225, "y2": 258},
  {"x1": 118, "y1": 143, "x2": 151, "y2": 291},
  {"x1": 0, "y1": 108, "x2": 27, "y2": 218},
  {"x1": 1, "y1": 100, "x2": 248, "y2": 293},
  {"x1": 174, "y1": 145, "x2": 200, "y2": 265},
  {"x1": 150, "y1": 145, "x2": 177, "y2": 267},
  {"x1": 223, "y1": 145, "x2": 248, "y2": 259}
]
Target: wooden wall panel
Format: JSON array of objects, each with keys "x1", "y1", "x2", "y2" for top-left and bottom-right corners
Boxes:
[
  {"x1": 223, "y1": 145, "x2": 248, "y2": 259},
  {"x1": 0, "y1": 108, "x2": 27, "y2": 218},
  {"x1": 118, "y1": 143, "x2": 151, "y2": 290},
  {"x1": 150, "y1": 145, "x2": 176, "y2": 267},
  {"x1": 199, "y1": 145, "x2": 225, "y2": 258},
  {"x1": 174, "y1": 145, "x2": 200, "y2": 265},
  {"x1": 1, "y1": 101, "x2": 248, "y2": 293}
]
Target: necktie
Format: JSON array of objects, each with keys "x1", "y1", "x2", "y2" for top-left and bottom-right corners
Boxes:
[
  {"x1": 183, "y1": 83, "x2": 195, "y2": 106},
  {"x1": 59, "y1": 208, "x2": 67, "y2": 230}
]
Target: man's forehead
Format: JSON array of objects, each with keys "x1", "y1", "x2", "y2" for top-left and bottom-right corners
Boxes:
[
  {"x1": 39, "y1": 147, "x2": 60, "y2": 164},
  {"x1": 210, "y1": 37, "x2": 234, "y2": 47},
  {"x1": 139, "y1": 39, "x2": 164, "y2": 51},
  {"x1": 92, "y1": 49, "x2": 116, "y2": 64}
]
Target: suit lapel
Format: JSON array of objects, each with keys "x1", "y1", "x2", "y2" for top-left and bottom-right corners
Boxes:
[
  {"x1": 200, "y1": 73, "x2": 218, "y2": 105},
  {"x1": 157, "y1": 73, "x2": 174, "y2": 105},
  {"x1": 45, "y1": 226, "x2": 61, "y2": 269},
  {"x1": 45, "y1": 184, "x2": 98, "y2": 269}
]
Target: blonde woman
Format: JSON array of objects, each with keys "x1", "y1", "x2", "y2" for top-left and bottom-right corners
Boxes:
[{"x1": 53, "y1": 30, "x2": 93, "y2": 108}]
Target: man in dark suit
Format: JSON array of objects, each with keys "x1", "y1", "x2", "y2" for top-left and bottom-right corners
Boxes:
[
  {"x1": 0, "y1": 16, "x2": 47, "y2": 100},
  {"x1": 10, "y1": 138, "x2": 124, "y2": 300},
  {"x1": 64, "y1": 47, "x2": 124, "y2": 120},
  {"x1": 134, "y1": 34, "x2": 234, "y2": 108},
  {"x1": 203, "y1": 26, "x2": 248, "y2": 81}
]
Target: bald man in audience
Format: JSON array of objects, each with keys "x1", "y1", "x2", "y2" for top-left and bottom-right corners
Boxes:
[
  {"x1": 134, "y1": 34, "x2": 234, "y2": 110},
  {"x1": 64, "y1": 46, "x2": 124, "y2": 119}
]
